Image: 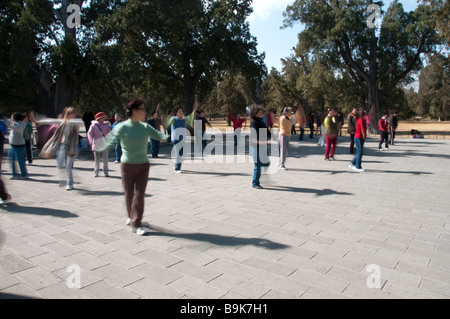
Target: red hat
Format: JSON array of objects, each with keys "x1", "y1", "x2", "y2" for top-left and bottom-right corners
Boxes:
[{"x1": 95, "y1": 112, "x2": 106, "y2": 120}]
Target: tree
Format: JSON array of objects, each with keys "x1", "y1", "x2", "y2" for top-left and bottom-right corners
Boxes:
[
  {"x1": 283, "y1": 0, "x2": 441, "y2": 130},
  {"x1": 421, "y1": 0, "x2": 450, "y2": 46},
  {"x1": 0, "y1": 0, "x2": 124, "y2": 116},
  {"x1": 418, "y1": 53, "x2": 450, "y2": 120},
  {"x1": 0, "y1": 0, "x2": 54, "y2": 113},
  {"x1": 104, "y1": 0, "x2": 265, "y2": 115}
]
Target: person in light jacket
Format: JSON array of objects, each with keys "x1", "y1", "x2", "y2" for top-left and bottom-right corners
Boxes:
[
  {"x1": 8, "y1": 112, "x2": 29, "y2": 179},
  {"x1": 87, "y1": 112, "x2": 112, "y2": 177}
]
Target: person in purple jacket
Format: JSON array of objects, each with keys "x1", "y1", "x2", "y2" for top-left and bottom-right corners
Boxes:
[{"x1": 87, "y1": 112, "x2": 112, "y2": 177}]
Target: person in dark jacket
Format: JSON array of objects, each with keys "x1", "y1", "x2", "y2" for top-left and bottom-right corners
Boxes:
[
  {"x1": 82, "y1": 108, "x2": 95, "y2": 134},
  {"x1": 147, "y1": 103, "x2": 162, "y2": 158},
  {"x1": 347, "y1": 108, "x2": 358, "y2": 155},
  {"x1": 389, "y1": 111, "x2": 399, "y2": 145},
  {"x1": 250, "y1": 105, "x2": 271, "y2": 189}
]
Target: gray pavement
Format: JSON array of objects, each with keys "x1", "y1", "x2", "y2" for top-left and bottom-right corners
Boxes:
[{"x1": 0, "y1": 134, "x2": 449, "y2": 299}]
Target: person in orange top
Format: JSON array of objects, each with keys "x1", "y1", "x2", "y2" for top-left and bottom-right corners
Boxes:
[{"x1": 278, "y1": 107, "x2": 293, "y2": 170}]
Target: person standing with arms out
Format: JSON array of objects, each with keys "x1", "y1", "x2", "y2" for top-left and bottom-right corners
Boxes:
[
  {"x1": 250, "y1": 105, "x2": 271, "y2": 189},
  {"x1": 40, "y1": 107, "x2": 82, "y2": 190},
  {"x1": 324, "y1": 109, "x2": 338, "y2": 161},
  {"x1": 111, "y1": 113, "x2": 123, "y2": 163},
  {"x1": 278, "y1": 107, "x2": 293, "y2": 171},
  {"x1": 350, "y1": 110, "x2": 367, "y2": 172},
  {"x1": 378, "y1": 112, "x2": 390, "y2": 151},
  {"x1": 147, "y1": 103, "x2": 162, "y2": 158},
  {"x1": 8, "y1": 112, "x2": 29, "y2": 180},
  {"x1": 99, "y1": 98, "x2": 168, "y2": 235},
  {"x1": 88, "y1": 112, "x2": 112, "y2": 177},
  {"x1": 347, "y1": 108, "x2": 358, "y2": 155},
  {"x1": 167, "y1": 103, "x2": 198, "y2": 173},
  {"x1": 389, "y1": 111, "x2": 399, "y2": 145}
]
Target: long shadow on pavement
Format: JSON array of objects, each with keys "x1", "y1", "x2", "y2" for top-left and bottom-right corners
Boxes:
[
  {"x1": 144, "y1": 225, "x2": 290, "y2": 250},
  {"x1": 1, "y1": 203, "x2": 78, "y2": 218},
  {"x1": 264, "y1": 186, "x2": 353, "y2": 196}
]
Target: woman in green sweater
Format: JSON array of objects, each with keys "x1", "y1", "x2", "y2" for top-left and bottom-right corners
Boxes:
[{"x1": 103, "y1": 98, "x2": 168, "y2": 236}]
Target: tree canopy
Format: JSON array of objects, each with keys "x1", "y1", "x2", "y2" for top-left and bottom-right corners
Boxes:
[{"x1": 0, "y1": 0, "x2": 447, "y2": 121}]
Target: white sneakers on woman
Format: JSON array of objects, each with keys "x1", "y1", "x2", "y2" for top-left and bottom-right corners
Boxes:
[{"x1": 126, "y1": 218, "x2": 145, "y2": 236}]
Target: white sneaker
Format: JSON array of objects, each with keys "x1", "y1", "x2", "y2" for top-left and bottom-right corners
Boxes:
[
  {"x1": 174, "y1": 170, "x2": 182, "y2": 174},
  {"x1": 352, "y1": 167, "x2": 365, "y2": 172},
  {"x1": 131, "y1": 227, "x2": 146, "y2": 236},
  {"x1": 126, "y1": 218, "x2": 131, "y2": 226},
  {"x1": 349, "y1": 164, "x2": 356, "y2": 169},
  {"x1": 66, "y1": 185, "x2": 74, "y2": 191}
]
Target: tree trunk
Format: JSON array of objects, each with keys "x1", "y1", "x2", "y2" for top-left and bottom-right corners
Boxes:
[
  {"x1": 54, "y1": 72, "x2": 77, "y2": 116},
  {"x1": 368, "y1": 31, "x2": 380, "y2": 133},
  {"x1": 183, "y1": 70, "x2": 196, "y2": 115}
]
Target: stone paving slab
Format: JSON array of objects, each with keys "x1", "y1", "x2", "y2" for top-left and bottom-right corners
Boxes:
[{"x1": 0, "y1": 135, "x2": 449, "y2": 299}]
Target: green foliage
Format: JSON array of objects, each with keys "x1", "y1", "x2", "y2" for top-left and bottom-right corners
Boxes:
[
  {"x1": 277, "y1": 0, "x2": 443, "y2": 125},
  {"x1": 418, "y1": 53, "x2": 450, "y2": 120}
]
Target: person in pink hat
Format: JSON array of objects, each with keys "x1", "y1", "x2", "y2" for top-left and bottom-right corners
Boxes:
[{"x1": 87, "y1": 112, "x2": 112, "y2": 177}]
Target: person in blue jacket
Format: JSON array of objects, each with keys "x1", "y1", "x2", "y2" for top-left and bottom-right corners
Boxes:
[{"x1": 167, "y1": 103, "x2": 198, "y2": 173}]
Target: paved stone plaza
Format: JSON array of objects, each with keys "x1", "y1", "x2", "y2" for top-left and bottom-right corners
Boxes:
[{"x1": 0, "y1": 135, "x2": 449, "y2": 299}]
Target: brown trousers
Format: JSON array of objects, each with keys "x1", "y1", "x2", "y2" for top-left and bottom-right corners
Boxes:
[{"x1": 121, "y1": 162, "x2": 150, "y2": 228}]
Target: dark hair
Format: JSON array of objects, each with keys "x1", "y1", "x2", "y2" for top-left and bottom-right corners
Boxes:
[
  {"x1": 359, "y1": 109, "x2": 366, "y2": 118},
  {"x1": 250, "y1": 105, "x2": 264, "y2": 118},
  {"x1": 126, "y1": 98, "x2": 145, "y2": 117},
  {"x1": 173, "y1": 105, "x2": 183, "y2": 114},
  {"x1": 12, "y1": 112, "x2": 24, "y2": 122}
]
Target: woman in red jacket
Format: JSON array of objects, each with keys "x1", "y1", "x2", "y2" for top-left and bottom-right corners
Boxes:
[
  {"x1": 378, "y1": 113, "x2": 389, "y2": 151},
  {"x1": 349, "y1": 110, "x2": 367, "y2": 172}
]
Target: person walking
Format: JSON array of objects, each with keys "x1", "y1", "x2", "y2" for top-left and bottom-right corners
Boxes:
[
  {"x1": 87, "y1": 112, "x2": 112, "y2": 177},
  {"x1": 347, "y1": 108, "x2": 358, "y2": 155},
  {"x1": 40, "y1": 107, "x2": 83, "y2": 190},
  {"x1": 278, "y1": 107, "x2": 293, "y2": 171},
  {"x1": 99, "y1": 98, "x2": 168, "y2": 236},
  {"x1": 324, "y1": 109, "x2": 338, "y2": 160},
  {"x1": 389, "y1": 111, "x2": 399, "y2": 145},
  {"x1": 8, "y1": 112, "x2": 29, "y2": 180},
  {"x1": 167, "y1": 104, "x2": 198, "y2": 173},
  {"x1": 350, "y1": 110, "x2": 367, "y2": 172},
  {"x1": 250, "y1": 105, "x2": 271, "y2": 189},
  {"x1": 378, "y1": 112, "x2": 390, "y2": 151}
]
